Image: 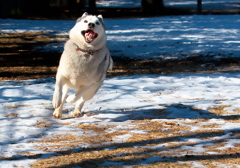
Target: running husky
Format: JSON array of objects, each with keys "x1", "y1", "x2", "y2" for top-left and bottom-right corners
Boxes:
[{"x1": 52, "y1": 12, "x2": 113, "y2": 118}]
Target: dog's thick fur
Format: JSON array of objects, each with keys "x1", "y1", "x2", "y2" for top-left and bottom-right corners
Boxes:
[{"x1": 52, "y1": 12, "x2": 113, "y2": 118}]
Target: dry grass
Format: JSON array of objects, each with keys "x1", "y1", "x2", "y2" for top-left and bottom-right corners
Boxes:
[
  {"x1": 30, "y1": 118, "x2": 239, "y2": 167},
  {"x1": 3, "y1": 107, "x2": 234, "y2": 167},
  {"x1": 5, "y1": 104, "x2": 30, "y2": 109},
  {"x1": 127, "y1": 120, "x2": 191, "y2": 144},
  {"x1": 234, "y1": 109, "x2": 240, "y2": 113},
  {"x1": 0, "y1": 32, "x2": 65, "y2": 80},
  {"x1": 2, "y1": 32, "x2": 240, "y2": 167},
  {"x1": 76, "y1": 124, "x2": 113, "y2": 134},
  {"x1": 6, "y1": 113, "x2": 18, "y2": 118},
  {"x1": 34, "y1": 121, "x2": 53, "y2": 128},
  {"x1": 37, "y1": 134, "x2": 80, "y2": 144},
  {"x1": 208, "y1": 105, "x2": 231, "y2": 116},
  {"x1": 1, "y1": 32, "x2": 240, "y2": 80}
]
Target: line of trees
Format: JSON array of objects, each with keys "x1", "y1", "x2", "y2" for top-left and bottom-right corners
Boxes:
[
  {"x1": 0, "y1": 0, "x2": 93, "y2": 18},
  {"x1": 0, "y1": 0, "x2": 202, "y2": 18}
]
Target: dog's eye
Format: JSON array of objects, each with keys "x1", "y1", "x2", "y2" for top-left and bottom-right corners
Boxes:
[
  {"x1": 84, "y1": 20, "x2": 88, "y2": 23},
  {"x1": 96, "y1": 21, "x2": 100, "y2": 25}
]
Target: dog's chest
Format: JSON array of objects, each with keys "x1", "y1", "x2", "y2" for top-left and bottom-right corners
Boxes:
[
  {"x1": 72, "y1": 55, "x2": 95, "y2": 72},
  {"x1": 62, "y1": 50, "x2": 105, "y2": 83},
  {"x1": 72, "y1": 52, "x2": 91, "y2": 63}
]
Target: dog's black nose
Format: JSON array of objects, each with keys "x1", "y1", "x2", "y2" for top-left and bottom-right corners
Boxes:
[{"x1": 88, "y1": 23, "x2": 95, "y2": 28}]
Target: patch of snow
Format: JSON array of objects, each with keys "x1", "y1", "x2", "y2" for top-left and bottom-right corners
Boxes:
[
  {"x1": 1, "y1": 12, "x2": 240, "y2": 167},
  {"x1": 0, "y1": 72, "x2": 240, "y2": 166}
]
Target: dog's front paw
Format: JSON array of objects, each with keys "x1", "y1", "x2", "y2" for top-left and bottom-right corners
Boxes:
[
  {"x1": 69, "y1": 110, "x2": 83, "y2": 118},
  {"x1": 53, "y1": 109, "x2": 62, "y2": 118},
  {"x1": 66, "y1": 95, "x2": 77, "y2": 103},
  {"x1": 52, "y1": 100, "x2": 60, "y2": 109}
]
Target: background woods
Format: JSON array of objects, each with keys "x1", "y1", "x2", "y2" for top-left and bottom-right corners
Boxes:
[
  {"x1": 0, "y1": 0, "x2": 203, "y2": 18},
  {"x1": 0, "y1": 0, "x2": 97, "y2": 18}
]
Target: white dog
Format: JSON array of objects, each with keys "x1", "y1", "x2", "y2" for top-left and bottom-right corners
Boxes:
[{"x1": 52, "y1": 12, "x2": 113, "y2": 118}]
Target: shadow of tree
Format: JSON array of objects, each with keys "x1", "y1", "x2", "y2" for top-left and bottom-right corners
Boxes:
[
  {"x1": 87, "y1": 103, "x2": 240, "y2": 122},
  {"x1": 1, "y1": 74, "x2": 240, "y2": 167},
  {"x1": 2, "y1": 127, "x2": 239, "y2": 167}
]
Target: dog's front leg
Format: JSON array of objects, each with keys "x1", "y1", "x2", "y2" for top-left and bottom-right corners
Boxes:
[
  {"x1": 53, "y1": 84, "x2": 69, "y2": 118},
  {"x1": 52, "y1": 83, "x2": 62, "y2": 109}
]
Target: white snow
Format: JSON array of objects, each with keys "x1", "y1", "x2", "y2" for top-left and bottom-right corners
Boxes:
[
  {"x1": 165, "y1": 0, "x2": 240, "y2": 10},
  {"x1": 0, "y1": 4, "x2": 240, "y2": 167},
  {"x1": 97, "y1": 0, "x2": 141, "y2": 8},
  {"x1": 0, "y1": 73, "x2": 240, "y2": 167},
  {"x1": 96, "y1": 0, "x2": 240, "y2": 10}
]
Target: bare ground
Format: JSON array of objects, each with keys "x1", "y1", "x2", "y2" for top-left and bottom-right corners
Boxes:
[
  {"x1": 1, "y1": 32, "x2": 240, "y2": 80},
  {"x1": 1, "y1": 32, "x2": 240, "y2": 167}
]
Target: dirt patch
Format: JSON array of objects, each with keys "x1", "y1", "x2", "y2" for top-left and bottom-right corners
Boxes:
[
  {"x1": 0, "y1": 32, "x2": 65, "y2": 80},
  {"x1": 1, "y1": 32, "x2": 240, "y2": 80},
  {"x1": 29, "y1": 119, "x2": 240, "y2": 168}
]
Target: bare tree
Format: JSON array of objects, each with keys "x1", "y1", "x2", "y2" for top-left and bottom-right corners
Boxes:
[
  {"x1": 80, "y1": 0, "x2": 96, "y2": 14},
  {"x1": 69, "y1": 0, "x2": 77, "y2": 13},
  {"x1": 141, "y1": 0, "x2": 164, "y2": 14},
  {"x1": 197, "y1": 0, "x2": 202, "y2": 13},
  {"x1": 89, "y1": 0, "x2": 96, "y2": 14}
]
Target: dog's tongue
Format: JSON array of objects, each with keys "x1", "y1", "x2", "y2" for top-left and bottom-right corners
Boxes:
[{"x1": 85, "y1": 30, "x2": 96, "y2": 42}]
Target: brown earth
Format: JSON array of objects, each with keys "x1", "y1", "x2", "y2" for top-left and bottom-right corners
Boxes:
[
  {"x1": 1, "y1": 32, "x2": 240, "y2": 168},
  {"x1": 0, "y1": 32, "x2": 240, "y2": 81}
]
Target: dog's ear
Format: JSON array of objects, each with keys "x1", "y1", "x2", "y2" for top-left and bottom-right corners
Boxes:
[
  {"x1": 97, "y1": 14, "x2": 105, "y2": 29},
  {"x1": 76, "y1": 12, "x2": 89, "y2": 23},
  {"x1": 97, "y1": 14, "x2": 103, "y2": 22},
  {"x1": 82, "y1": 12, "x2": 88, "y2": 17}
]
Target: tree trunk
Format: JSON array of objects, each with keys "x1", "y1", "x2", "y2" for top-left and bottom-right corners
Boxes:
[
  {"x1": 88, "y1": 0, "x2": 96, "y2": 14},
  {"x1": 141, "y1": 0, "x2": 164, "y2": 14},
  {"x1": 69, "y1": 0, "x2": 77, "y2": 13},
  {"x1": 197, "y1": 0, "x2": 202, "y2": 13}
]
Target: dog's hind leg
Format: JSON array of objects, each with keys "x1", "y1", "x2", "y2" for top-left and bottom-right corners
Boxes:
[
  {"x1": 66, "y1": 88, "x2": 82, "y2": 104},
  {"x1": 71, "y1": 83, "x2": 102, "y2": 117},
  {"x1": 66, "y1": 84, "x2": 94, "y2": 103},
  {"x1": 53, "y1": 84, "x2": 69, "y2": 118},
  {"x1": 71, "y1": 97, "x2": 85, "y2": 117}
]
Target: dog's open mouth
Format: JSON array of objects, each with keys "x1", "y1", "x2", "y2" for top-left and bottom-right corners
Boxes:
[{"x1": 81, "y1": 30, "x2": 98, "y2": 43}]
